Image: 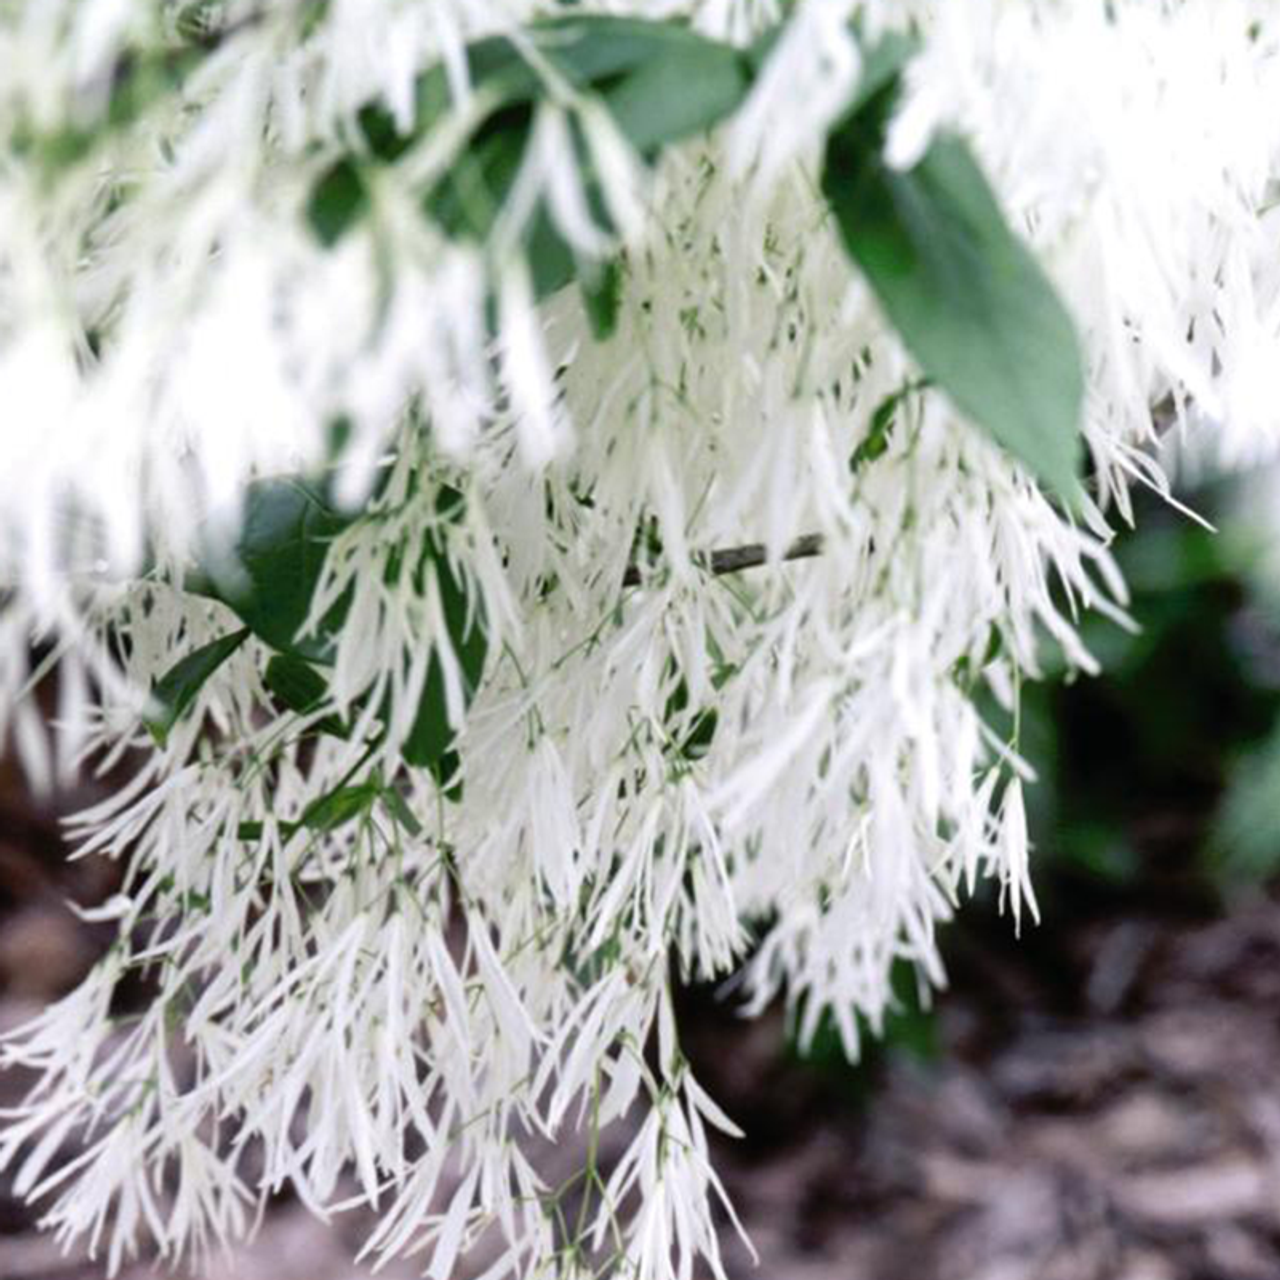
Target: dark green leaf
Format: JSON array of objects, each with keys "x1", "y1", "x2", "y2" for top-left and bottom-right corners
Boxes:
[
  {"x1": 356, "y1": 103, "x2": 414, "y2": 163},
  {"x1": 263, "y1": 652, "x2": 348, "y2": 737},
  {"x1": 851, "y1": 379, "x2": 929, "y2": 473},
  {"x1": 681, "y1": 708, "x2": 718, "y2": 761},
  {"x1": 203, "y1": 478, "x2": 353, "y2": 657},
  {"x1": 434, "y1": 483, "x2": 467, "y2": 524},
  {"x1": 24, "y1": 45, "x2": 205, "y2": 171},
  {"x1": 662, "y1": 669, "x2": 720, "y2": 761},
  {"x1": 300, "y1": 783, "x2": 380, "y2": 833},
  {"x1": 420, "y1": 118, "x2": 585, "y2": 309},
  {"x1": 402, "y1": 539, "x2": 488, "y2": 776},
  {"x1": 429, "y1": 748, "x2": 464, "y2": 803},
  {"x1": 406, "y1": 19, "x2": 750, "y2": 306},
  {"x1": 526, "y1": 204, "x2": 580, "y2": 300},
  {"x1": 401, "y1": 630, "x2": 484, "y2": 772},
  {"x1": 824, "y1": 92, "x2": 1084, "y2": 499},
  {"x1": 307, "y1": 158, "x2": 369, "y2": 246},
  {"x1": 582, "y1": 259, "x2": 624, "y2": 341},
  {"x1": 237, "y1": 781, "x2": 378, "y2": 841},
  {"x1": 264, "y1": 653, "x2": 328, "y2": 715},
  {"x1": 421, "y1": 108, "x2": 531, "y2": 243},
  {"x1": 145, "y1": 628, "x2": 250, "y2": 746}
]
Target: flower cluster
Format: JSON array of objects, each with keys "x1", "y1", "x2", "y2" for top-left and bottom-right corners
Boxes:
[{"x1": 1, "y1": 2, "x2": 1279, "y2": 1277}]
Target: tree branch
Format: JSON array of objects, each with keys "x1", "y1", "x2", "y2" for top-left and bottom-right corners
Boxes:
[{"x1": 623, "y1": 533, "x2": 824, "y2": 588}]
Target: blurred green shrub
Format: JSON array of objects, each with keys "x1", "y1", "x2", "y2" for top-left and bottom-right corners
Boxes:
[{"x1": 1018, "y1": 478, "x2": 1280, "y2": 894}]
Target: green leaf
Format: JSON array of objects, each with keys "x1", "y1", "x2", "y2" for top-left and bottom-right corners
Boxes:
[
  {"x1": 307, "y1": 157, "x2": 369, "y2": 246},
  {"x1": 264, "y1": 653, "x2": 329, "y2": 714},
  {"x1": 538, "y1": 16, "x2": 714, "y2": 81},
  {"x1": 421, "y1": 108, "x2": 531, "y2": 244},
  {"x1": 237, "y1": 781, "x2": 379, "y2": 841},
  {"x1": 851, "y1": 379, "x2": 929, "y2": 473},
  {"x1": 823, "y1": 85, "x2": 1084, "y2": 500},
  {"x1": 355, "y1": 103, "x2": 415, "y2": 163},
  {"x1": 203, "y1": 478, "x2": 353, "y2": 657},
  {"x1": 581, "y1": 259, "x2": 624, "y2": 340},
  {"x1": 429, "y1": 748, "x2": 464, "y2": 803},
  {"x1": 837, "y1": 29, "x2": 918, "y2": 122},
  {"x1": 145, "y1": 628, "x2": 250, "y2": 746},
  {"x1": 462, "y1": 17, "x2": 740, "y2": 110},
  {"x1": 402, "y1": 541, "x2": 488, "y2": 776},
  {"x1": 681, "y1": 708, "x2": 718, "y2": 761},
  {"x1": 662, "y1": 669, "x2": 720, "y2": 761},
  {"x1": 382, "y1": 17, "x2": 750, "y2": 307},
  {"x1": 21, "y1": 44, "x2": 205, "y2": 171},
  {"x1": 263, "y1": 652, "x2": 349, "y2": 737},
  {"x1": 401, "y1": 505, "x2": 488, "y2": 783},
  {"x1": 596, "y1": 35, "x2": 750, "y2": 155},
  {"x1": 299, "y1": 783, "x2": 380, "y2": 833},
  {"x1": 380, "y1": 787, "x2": 424, "y2": 838},
  {"x1": 419, "y1": 113, "x2": 581, "y2": 303},
  {"x1": 413, "y1": 17, "x2": 750, "y2": 179},
  {"x1": 195, "y1": 474, "x2": 484, "y2": 779}
]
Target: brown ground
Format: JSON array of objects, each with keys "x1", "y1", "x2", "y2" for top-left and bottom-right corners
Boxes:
[
  {"x1": 2, "y1": 766, "x2": 1279, "y2": 1280},
  {"x1": 688, "y1": 894, "x2": 1280, "y2": 1280}
]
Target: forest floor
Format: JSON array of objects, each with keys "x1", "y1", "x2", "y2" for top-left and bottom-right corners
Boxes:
[{"x1": 2, "y1": 759, "x2": 1279, "y2": 1280}]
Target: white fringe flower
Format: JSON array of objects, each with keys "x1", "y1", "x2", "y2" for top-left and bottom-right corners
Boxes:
[{"x1": 2, "y1": 2, "x2": 1280, "y2": 1278}]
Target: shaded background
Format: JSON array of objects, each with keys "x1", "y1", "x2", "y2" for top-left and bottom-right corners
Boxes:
[{"x1": 4, "y1": 478, "x2": 1280, "y2": 1279}]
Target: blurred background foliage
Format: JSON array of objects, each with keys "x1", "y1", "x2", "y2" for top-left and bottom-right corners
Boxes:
[{"x1": 1026, "y1": 474, "x2": 1280, "y2": 896}]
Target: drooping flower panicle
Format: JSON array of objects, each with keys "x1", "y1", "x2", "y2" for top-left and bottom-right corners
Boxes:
[{"x1": 1, "y1": 3, "x2": 1279, "y2": 1277}]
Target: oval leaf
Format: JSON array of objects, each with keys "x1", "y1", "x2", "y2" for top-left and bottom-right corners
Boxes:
[
  {"x1": 823, "y1": 96, "x2": 1085, "y2": 499},
  {"x1": 307, "y1": 157, "x2": 369, "y2": 247},
  {"x1": 205, "y1": 478, "x2": 353, "y2": 656},
  {"x1": 597, "y1": 35, "x2": 750, "y2": 156}
]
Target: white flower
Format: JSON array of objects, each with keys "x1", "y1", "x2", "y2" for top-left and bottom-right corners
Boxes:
[{"x1": 2, "y1": 2, "x2": 1280, "y2": 1278}]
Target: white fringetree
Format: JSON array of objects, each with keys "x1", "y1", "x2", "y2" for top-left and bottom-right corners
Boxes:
[{"x1": 1, "y1": 2, "x2": 1278, "y2": 1276}]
